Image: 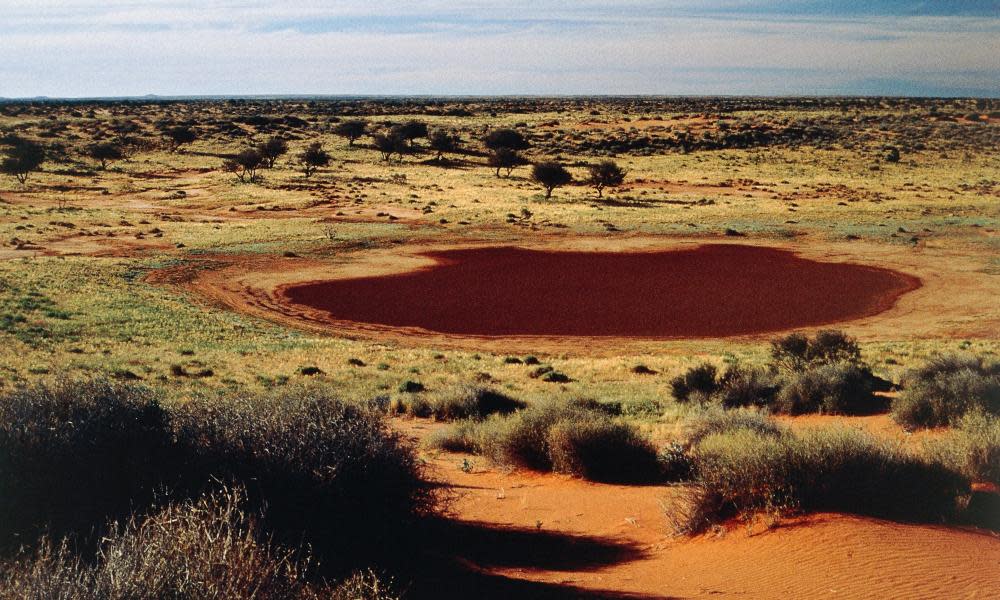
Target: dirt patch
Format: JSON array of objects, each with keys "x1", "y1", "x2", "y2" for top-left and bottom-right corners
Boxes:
[
  {"x1": 281, "y1": 244, "x2": 918, "y2": 337},
  {"x1": 154, "y1": 235, "x2": 1000, "y2": 354}
]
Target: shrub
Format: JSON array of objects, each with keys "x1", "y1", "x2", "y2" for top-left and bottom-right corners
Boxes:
[
  {"x1": 686, "y1": 408, "x2": 784, "y2": 445},
  {"x1": 0, "y1": 381, "x2": 431, "y2": 576},
  {"x1": 770, "y1": 330, "x2": 861, "y2": 371},
  {"x1": 775, "y1": 362, "x2": 882, "y2": 415},
  {"x1": 674, "y1": 424, "x2": 969, "y2": 534},
  {"x1": 430, "y1": 401, "x2": 661, "y2": 482},
  {"x1": 547, "y1": 419, "x2": 660, "y2": 483},
  {"x1": 892, "y1": 354, "x2": 1000, "y2": 428},
  {"x1": 671, "y1": 363, "x2": 777, "y2": 408},
  {"x1": 0, "y1": 488, "x2": 397, "y2": 600},
  {"x1": 430, "y1": 385, "x2": 525, "y2": 420},
  {"x1": 670, "y1": 363, "x2": 718, "y2": 402},
  {"x1": 716, "y1": 365, "x2": 779, "y2": 409},
  {"x1": 929, "y1": 412, "x2": 1000, "y2": 487},
  {"x1": 173, "y1": 390, "x2": 432, "y2": 567},
  {"x1": 0, "y1": 381, "x2": 174, "y2": 550}
]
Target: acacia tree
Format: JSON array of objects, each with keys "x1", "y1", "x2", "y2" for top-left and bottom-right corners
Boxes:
[
  {"x1": 256, "y1": 136, "x2": 288, "y2": 168},
  {"x1": 87, "y1": 142, "x2": 124, "y2": 170},
  {"x1": 428, "y1": 130, "x2": 460, "y2": 163},
  {"x1": 299, "y1": 142, "x2": 330, "y2": 177},
  {"x1": 488, "y1": 147, "x2": 522, "y2": 177},
  {"x1": 484, "y1": 128, "x2": 529, "y2": 152},
  {"x1": 373, "y1": 129, "x2": 408, "y2": 162},
  {"x1": 163, "y1": 126, "x2": 197, "y2": 152},
  {"x1": 1, "y1": 140, "x2": 45, "y2": 184},
  {"x1": 223, "y1": 148, "x2": 264, "y2": 183},
  {"x1": 532, "y1": 161, "x2": 572, "y2": 198},
  {"x1": 587, "y1": 160, "x2": 627, "y2": 197},
  {"x1": 332, "y1": 119, "x2": 367, "y2": 146}
]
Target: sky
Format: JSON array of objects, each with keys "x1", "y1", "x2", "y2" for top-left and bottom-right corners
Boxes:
[{"x1": 1, "y1": 1, "x2": 998, "y2": 98}]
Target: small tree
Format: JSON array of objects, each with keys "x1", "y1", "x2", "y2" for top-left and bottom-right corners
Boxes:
[
  {"x1": 223, "y1": 148, "x2": 263, "y2": 183},
  {"x1": 1, "y1": 140, "x2": 45, "y2": 184},
  {"x1": 373, "y1": 130, "x2": 408, "y2": 162},
  {"x1": 587, "y1": 160, "x2": 627, "y2": 197},
  {"x1": 484, "y1": 128, "x2": 529, "y2": 152},
  {"x1": 163, "y1": 126, "x2": 197, "y2": 152},
  {"x1": 532, "y1": 162, "x2": 572, "y2": 198},
  {"x1": 396, "y1": 120, "x2": 428, "y2": 147},
  {"x1": 299, "y1": 142, "x2": 330, "y2": 177},
  {"x1": 428, "y1": 130, "x2": 460, "y2": 163},
  {"x1": 332, "y1": 119, "x2": 367, "y2": 146},
  {"x1": 87, "y1": 142, "x2": 124, "y2": 170},
  {"x1": 256, "y1": 136, "x2": 288, "y2": 168},
  {"x1": 488, "y1": 147, "x2": 522, "y2": 177}
]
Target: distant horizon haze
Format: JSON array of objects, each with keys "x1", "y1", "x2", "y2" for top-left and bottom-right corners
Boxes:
[{"x1": 2, "y1": 1, "x2": 997, "y2": 98}]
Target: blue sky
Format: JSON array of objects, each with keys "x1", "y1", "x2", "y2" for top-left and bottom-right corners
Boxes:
[{"x1": 1, "y1": 1, "x2": 997, "y2": 97}]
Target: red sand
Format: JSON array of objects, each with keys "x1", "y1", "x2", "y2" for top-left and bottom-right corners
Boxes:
[{"x1": 283, "y1": 244, "x2": 920, "y2": 337}]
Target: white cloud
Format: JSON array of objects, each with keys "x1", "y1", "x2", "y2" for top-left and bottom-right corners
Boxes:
[{"x1": 0, "y1": 2, "x2": 997, "y2": 96}]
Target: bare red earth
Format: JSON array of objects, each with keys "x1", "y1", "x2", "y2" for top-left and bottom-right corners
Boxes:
[{"x1": 283, "y1": 244, "x2": 920, "y2": 337}]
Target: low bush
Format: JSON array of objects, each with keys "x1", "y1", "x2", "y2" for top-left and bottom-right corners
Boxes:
[
  {"x1": 429, "y1": 400, "x2": 661, "y2": 483},
  {"x1": 173, "y1": 389, "x2": 432, "y2": 567},
  {"x1": 671, "y1": 363, "x2": 778, "y2": 409},
  {"x1": 673, "y1": 422, "x2": 969, "y2": 534},
  {"x1": 0, "y1": 488, "x2": 398, "y2": 600},
  {"x1": 770, "y1": 330, "x2": 861, "y2": 371},
  {"x1": 928, "y1": 412, "x2": 1000, "y2": 487},
  {"x1": 0, "y1": 381, "x2": 431, "y2": 576},
  {"x1": 0, "y1": 380, "x2": 175, "y2": 550},
  {"x1": 428, "y1": 385, "x2": 526, "y2": 420},
  {"x1": 892, "y1": 354, "x2": 1000, "y2": 428},
  {"x1": 775, "y1": 362, "x2": 883, "y2": 415}
]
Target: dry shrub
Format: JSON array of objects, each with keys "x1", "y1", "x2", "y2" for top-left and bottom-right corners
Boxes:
[
  {"x1": 893, "y1": 354, "x2": 1000, "y2": 428},
  {"x1": 429, "y1": 400, "x2": 662, "y2": 483},
  {"x1": 671, "y1": 420, "x2": 969, "y2": 534},
  {"x1": 0, "y1": 489, "x2": 398, "y2": 600},
  {"x1": 775, "y1": 362, "x2": 883, "y2": 415}
]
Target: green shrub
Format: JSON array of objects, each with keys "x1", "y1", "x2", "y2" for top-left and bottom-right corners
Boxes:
[
  {"x1": 547, "y1": 418, "x2": 660, "y2": 483},
  {"x1": 929, "y1": 412, "x2": 1000, "y2": 487},
  {"x1": 670, "y1": 363, "x2": 718, "y2": 402},
  {"x1": 686, "y1": 408, "x2": 784, "y2": 445},
  {"x1": 770, "y1": 330, "x2": 861, "y2": 371},
  {"x1": 671, "y1": 363, "x2": 778, "y2": 408},
  {"x1": 892, "y1": 354, "x2": 1000, "y2": 428},
  {"x1": 430, "y1": 401, "x2": 661, "y2": 482},
  {"x1": 674, "y1": 423, "x2": 969, "y2": 534},
  {"x1": 0, "y1": 488, "x2": 397, "y2": 600},
  {"x1": 775, "y1": 362, "x2": 882, "y2": 415},
  {"x1": 429, "y1": 385, "x2": 525, "y2": 421}
]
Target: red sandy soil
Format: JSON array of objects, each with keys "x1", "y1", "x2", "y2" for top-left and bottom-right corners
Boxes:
[
  {"x1": 282, "y1": 244, "x2": 918, "y2": 338},
  {"x1": 400, "y1": 419, "x2": 1000, "y2": 599}
]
